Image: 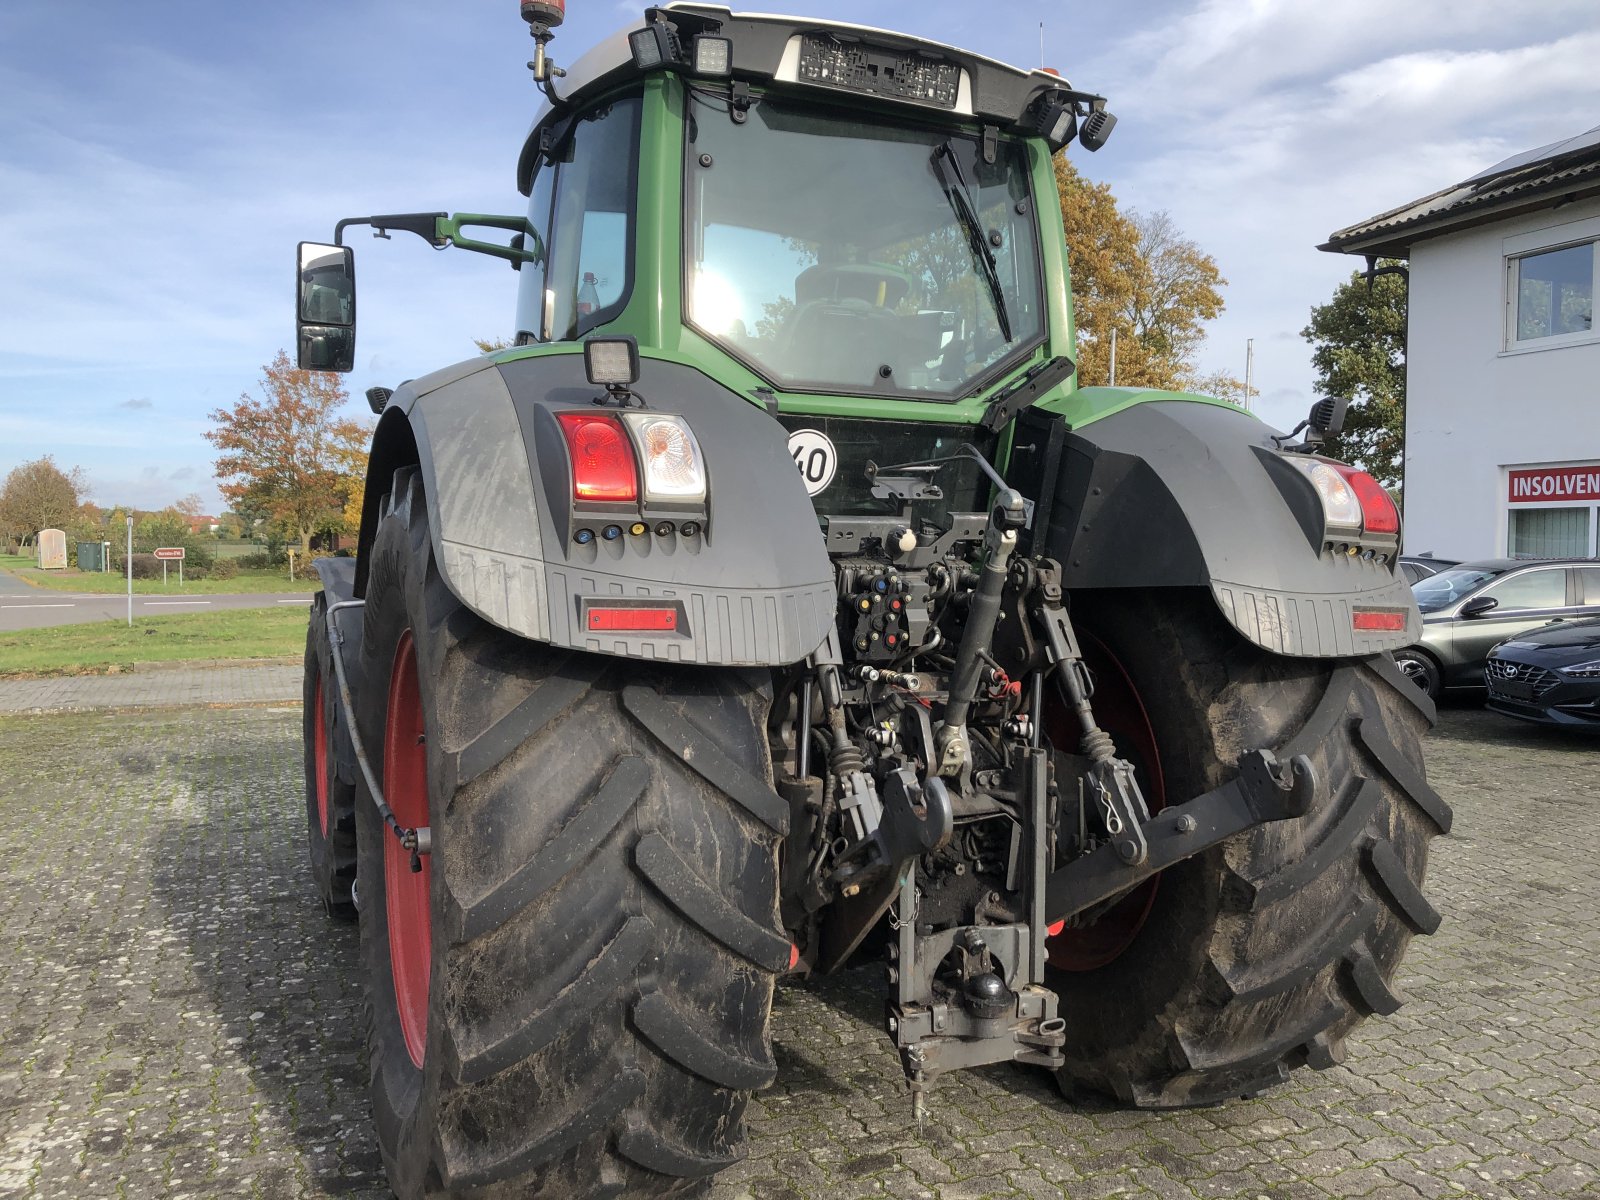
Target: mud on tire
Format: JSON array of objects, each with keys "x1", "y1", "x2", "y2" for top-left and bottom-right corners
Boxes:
[
  {"x1": 1049, "y1": 590, "x2": 1452, "y2": 1108},
  {"x1": 355, "y1": 467, "x2": 787, "y2": 1199},
  {"x1": 303, "y1": 594, "x2": 359, "y2": 919}
]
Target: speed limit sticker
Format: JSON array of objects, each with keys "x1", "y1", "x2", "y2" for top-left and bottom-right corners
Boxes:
[{"x1": 787, "y1": 429, "x2": 837, "y2": 496}]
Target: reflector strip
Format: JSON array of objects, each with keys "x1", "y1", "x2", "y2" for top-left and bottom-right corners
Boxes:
[
  {"x1": 587, "y1": 607, "x2": 678, "y2": 632},
  {"x1": 1352, "y1": 609, "x2": 1407, "y2": 632}
]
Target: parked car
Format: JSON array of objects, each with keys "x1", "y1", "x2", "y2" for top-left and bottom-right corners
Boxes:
[
  {"x1": 1393, "y1": 557, "x2": 1600, "y2": 698},
  {"x1": 1398, "y1": 554, "x2": 1460, "y2": 585},
  {"x1": 1485, "y1": 616, "x2": 1600, "y2": 730}
]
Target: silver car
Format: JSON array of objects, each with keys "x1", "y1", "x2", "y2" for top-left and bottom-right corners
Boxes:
[{"x1": 1394, "y1": 558, "x2": 1600, "y2": 698}]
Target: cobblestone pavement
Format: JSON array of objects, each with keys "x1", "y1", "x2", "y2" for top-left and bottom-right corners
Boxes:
[
  {"x1": 1, "y1": 697, "x2": 1596, "y2": 1200},
  {"x1": 0, "y1": 664, "x2": 299, "y2": 715}
]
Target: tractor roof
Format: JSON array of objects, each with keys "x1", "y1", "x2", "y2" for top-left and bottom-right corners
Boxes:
[{"x1": 520, "y1": 4, "x2": 1091, "y2": 194}]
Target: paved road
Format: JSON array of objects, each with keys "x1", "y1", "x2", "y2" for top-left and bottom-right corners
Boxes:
[
  {"x1": 0, "y1": 682, "x2": 1595, "y2": 1199},
  {"x1": 0, "y1": 579, "x2": 311, "y2": 631}
]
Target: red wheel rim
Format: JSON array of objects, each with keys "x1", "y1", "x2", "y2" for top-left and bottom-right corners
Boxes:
[
  {"x1": 1046, "y1": 630, "x2": 1166, "y2": 972},
  {"x1": 383, "y1": 630, "x2": 432, "y2": 1069},
  {"x1": 313, "y1": 674, "x2": 331, "y2": 837}
]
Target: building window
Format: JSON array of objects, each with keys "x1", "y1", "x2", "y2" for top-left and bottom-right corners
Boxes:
[
  {"x1": 1509, "y1": 240, "x2": 1595, "y2": 347},
  {"x1": 1508, "y1": 506, "x2": 1592, "y2": 558}
]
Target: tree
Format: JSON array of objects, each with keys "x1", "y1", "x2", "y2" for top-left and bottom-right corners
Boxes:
[
  {"x1": 0, "y1": 456, "x2": 86, "y2": 548},
  {"x1": 205, "y1": 350, "x2": 371, "y2": 557},
  {"x1": 1301, "y1": 263, "x2": 1408, "y2": 489},
  {"x1": 1054, "y1": 157, "x2": 1229, "y2": 392}
]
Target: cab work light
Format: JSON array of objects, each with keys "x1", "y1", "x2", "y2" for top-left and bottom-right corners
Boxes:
[
  {"x1": 557, "y1": 412, "x2": 638, "y2": 503},
  {"x1": 584, "y1": 335, "x2": 639, "y2": 387},
  {"x1": 693, "y1": 34, "x2": 732, "y2": 76},
  {"x1": 621, "y1": 412, "x2": 708, "y2": 504}
]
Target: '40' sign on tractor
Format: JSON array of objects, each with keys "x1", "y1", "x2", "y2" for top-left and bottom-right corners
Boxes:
[{"x1": 786, "y1": 429, "x2": 837, "y2": 497}]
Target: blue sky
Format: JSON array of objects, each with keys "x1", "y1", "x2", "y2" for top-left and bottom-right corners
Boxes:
[{"x1": 2, "y1": 0, "x2": 1596, "y2": 513}]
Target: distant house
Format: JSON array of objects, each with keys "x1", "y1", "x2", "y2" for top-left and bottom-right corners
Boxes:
[
  {"x1": 1322, "y1": 125, "x2": 1600, "y2": 562},
  {"x1": 185, "y1": 514, "x2": 221, "y2": 535}
]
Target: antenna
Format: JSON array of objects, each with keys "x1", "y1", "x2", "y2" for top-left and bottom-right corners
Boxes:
[{"x1": 1039, "y1": 22, "x2": 1044, "y2": 69}]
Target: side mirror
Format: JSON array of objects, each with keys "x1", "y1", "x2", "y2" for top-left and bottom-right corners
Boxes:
[
  {"x1": 1460, "y1": 595, "x2": 1499, "y2": 618},
  {"x1": 296, "y1": 242, "x2": 356, "y2": 372}
]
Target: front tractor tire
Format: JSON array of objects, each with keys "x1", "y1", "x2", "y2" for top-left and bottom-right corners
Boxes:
[
  {"x1": 354, "y1": 467, "x2": 787, "y2": 1199},
  {"x1": 1048, "y1": 591, "x2": 1452, "y2": 1109}
]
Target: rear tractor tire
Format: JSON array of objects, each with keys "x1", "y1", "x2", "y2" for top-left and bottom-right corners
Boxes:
[
  {"x1": 1047, "y1": 590, "x2": 1452, "y2": 1108},
  {"x1": 355, "y1": 466, "x2": 788, "y2": 1199},
  {"x1": 303, "y1": 594, "x2": 359, "y2": 919}
]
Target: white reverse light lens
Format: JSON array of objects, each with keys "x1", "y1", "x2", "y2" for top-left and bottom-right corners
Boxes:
[
  {"x1": 622, "y1": 413, "x2": 708, "y2": 503},
  {"x1": 1285, "y1": 456, "x2": 1361, "y2": 531}
]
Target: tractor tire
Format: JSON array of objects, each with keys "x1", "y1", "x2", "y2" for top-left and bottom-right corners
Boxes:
[
  {"x1": 354, "y1": 466, "x2": 787, "y2": 1199},
  {"x1": 303, "y1": 593, "x2": 358, "y2": 919},
  {"x1": 1047, "y1": 589, "x2": 1451, "y2": 1109}
]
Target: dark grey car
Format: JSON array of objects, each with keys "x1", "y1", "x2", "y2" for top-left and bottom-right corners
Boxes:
[{"x1": 1394, "y1": 558, "x2": 1600, "y2": 698}]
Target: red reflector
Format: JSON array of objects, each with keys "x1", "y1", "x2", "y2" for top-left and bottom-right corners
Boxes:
[
  {"x1": 587, "y1": 607, "x2": 678, "y2": 632},
  {"x1": 788, "y1": 943, "x2": 800, "y2": 971},
  {"x1": 1331, "y1": 464, "x2": 1400, "y2": 535},
  {"x1": 558, "y1": 412, "x2": 638, "y2": 503},
  {"x1": 1352, "y1": 609, "x2": 1407, "y2": 632},
  {"x1": 1047, "y1": 919, "x2": 1065, "y2": 938}
]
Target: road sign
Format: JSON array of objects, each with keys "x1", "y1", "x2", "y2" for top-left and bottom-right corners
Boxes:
[{"x1": 154, "y1": 547, "x2": 186, "y2": 560}]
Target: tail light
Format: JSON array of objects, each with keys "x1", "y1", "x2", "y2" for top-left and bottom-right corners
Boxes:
[
  {"x1": 1281, "y1": 456, "x2": 1400, "y2": 544},
  {"x1": 558, "y1": 412, "x2": 638, "y2": 503},
  {"x1": 1283, "y1": 457, "x2": 1362, "y2": 533},
  {"x1": 1329, "y1": 463, "x2": 1400, "y2": 534},
  {"x1": 621, "y1": 413, "x2": 707, "y2": 505}
]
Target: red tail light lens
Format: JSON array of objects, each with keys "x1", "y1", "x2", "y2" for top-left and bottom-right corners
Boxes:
[
  {"x1": 558, "y1": 412, "x2": 638, "y2": 503},
  {"x1": 1330, "y1": 464, "x2": 1400, "y2": 535}
]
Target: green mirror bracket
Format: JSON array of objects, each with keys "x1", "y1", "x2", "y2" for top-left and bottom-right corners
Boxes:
[{"x1": 439, "y1": 213, "x2": 544, "y2": 268}]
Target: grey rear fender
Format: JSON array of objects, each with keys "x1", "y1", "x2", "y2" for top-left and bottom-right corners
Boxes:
[
  {"x1": 354, "y1": 350, "x2": 835, "y2": 667},
  {"x1": 1011, "y1": 399, "x2": 1420, "y2": 657}
]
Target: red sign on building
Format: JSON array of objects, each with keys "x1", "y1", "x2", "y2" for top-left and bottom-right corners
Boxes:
[{"x1": 1507, "y1": 464, "x2": 1600, "y2": 504}]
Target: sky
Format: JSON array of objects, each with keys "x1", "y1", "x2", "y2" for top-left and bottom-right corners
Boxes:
[{"x1": 2, "y1": 0, "x2": 1596, "y2": 514}]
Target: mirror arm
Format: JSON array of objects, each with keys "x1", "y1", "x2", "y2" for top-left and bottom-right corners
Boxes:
[
  {"x1": 334, "y1": 213, "x2": 450, "y2": 248},
  {"x1": 437, "y1": 214, "x2": 543, "y2": 267}
]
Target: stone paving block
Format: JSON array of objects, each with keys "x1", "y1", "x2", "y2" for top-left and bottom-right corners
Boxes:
[{"x1": 1, "y1": 697, "x2": 1598, "y2": 1199}]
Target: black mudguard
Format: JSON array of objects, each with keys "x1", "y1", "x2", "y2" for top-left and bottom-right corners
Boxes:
[
  {"x1": 353, "y1": 350, "x2": 835, "y2": 667},
  {"x1": 1011, "y1": 399, "x2": 1421, "y2": 658}
]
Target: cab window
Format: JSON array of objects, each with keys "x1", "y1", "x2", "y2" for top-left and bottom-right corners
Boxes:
[{"x1": 514, "y1": 93, "x2": 641, "y2": 344}]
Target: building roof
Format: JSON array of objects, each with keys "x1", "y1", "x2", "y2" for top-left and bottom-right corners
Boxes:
[{"x1": 1321, "y1": 124, "x2": 1600, "y2": 258}]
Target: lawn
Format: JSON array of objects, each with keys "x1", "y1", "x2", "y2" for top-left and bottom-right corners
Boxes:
[
  {"x1": 0, "y1": 607, "x2": 307, "y2": 676},
  {"x1": 5, "y1": 564, "x2": 320, "y2": 595}
]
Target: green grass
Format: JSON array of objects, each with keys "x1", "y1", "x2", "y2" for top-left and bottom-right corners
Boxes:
[
  {"x1": 1, "y1": 554, "x2": 34, "y2": 571},
  {"x1": 0, "y1": 607, "x2": 307, "y2": 676},
  {"x1": 4, "y1": 564, "x2": 320, "y2": 595}
]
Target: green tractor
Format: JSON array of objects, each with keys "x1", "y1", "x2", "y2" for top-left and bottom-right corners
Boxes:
[{"x1": 296, "y1": 4, "x2": 1450, "y2": 1196}]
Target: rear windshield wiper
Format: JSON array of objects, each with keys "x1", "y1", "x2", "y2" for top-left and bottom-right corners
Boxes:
[{"x1": 930, "y1": 142, "x2": 1012, "y2": 343}]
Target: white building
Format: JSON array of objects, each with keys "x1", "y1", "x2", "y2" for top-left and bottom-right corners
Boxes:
[{"x1": 1322, "y1": 126, "x2": 1600, "y2": 562}]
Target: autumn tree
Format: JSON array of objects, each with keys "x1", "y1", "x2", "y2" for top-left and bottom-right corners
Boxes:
[
  {"x1": 0, "y1": 456, "x2": 86, "y2": 548},
  {"x1": 1302, "y1": 264, "x2": 1408, "y2": 489},
  {"x1": 1054, "y1": 156, "x2": 1229, "y2": 393},
  {"x1": 206, "y1": 350, "x2": 372, "y2": 556}
]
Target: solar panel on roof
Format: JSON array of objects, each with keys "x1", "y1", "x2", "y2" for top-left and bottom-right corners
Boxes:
[{"x1": 1464, "y1": 124, "x2": 1600, "y2": 185}]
